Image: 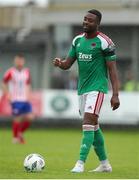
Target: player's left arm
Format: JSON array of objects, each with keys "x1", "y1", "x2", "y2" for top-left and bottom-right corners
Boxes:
[
  {"x1": 103, "y1": 39, "x2": 120, "y2": 111},
  {"x1": 26, "y1": 69, "x2": 32, "y2": 101},
  {"x1": 106, "y1": 60, "x2": 120, "y2": 110}
]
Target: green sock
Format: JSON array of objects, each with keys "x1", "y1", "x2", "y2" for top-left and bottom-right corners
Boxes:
[
  {"x1": 80, "y1": 130, "x2": 94, "y2": 162},
  {"x1": 93, "y1": 128, "x2": 107, "y2": 161}
]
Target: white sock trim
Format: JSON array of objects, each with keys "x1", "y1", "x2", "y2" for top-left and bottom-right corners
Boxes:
[
  {"x1": 94, "y1": 124, "x2": 99, "y2": 131},
  {"x1": 78, "y1": 160, "x2": 84, "y2": 164},
  {"x1": 100, "y1": 159, "x2": 109, "y2": 165},
  {"x1": 82, "y1": 124, "x2": 95, "y2": 131}
]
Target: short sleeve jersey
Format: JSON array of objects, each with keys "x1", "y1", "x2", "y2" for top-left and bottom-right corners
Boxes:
[
  {"x1": 3, "y1": 67, "x2": 31, "y2": 102},
  {"x1": 68, "y1": 31, "x2": 116, "y2": 95}
]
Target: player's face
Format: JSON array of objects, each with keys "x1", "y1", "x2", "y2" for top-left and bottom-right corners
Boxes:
[
  {"x1": 83, "y1": 13, "x2": 99, "y2": 33},
  {"x1": 14, "y1": 56, "x2": 25, "y2": 69}
]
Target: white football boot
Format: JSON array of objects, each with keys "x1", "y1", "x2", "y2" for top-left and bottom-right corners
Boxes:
[
  {"x1": 12, "y1": 137, "x2": 20, "y2": 144},
  {"x1": 89, "y1": 163, "x2": 112, "y2": 172},
  {"x1": 71, "y1": 160, "x2": 84, "y2": 173}
]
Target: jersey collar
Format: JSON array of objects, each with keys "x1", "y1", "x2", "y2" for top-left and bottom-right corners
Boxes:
[{"x1": 85, "y1": 31, "x2": 99, "y2": 39}]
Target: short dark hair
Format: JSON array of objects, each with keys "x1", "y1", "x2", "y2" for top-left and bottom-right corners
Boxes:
[
  {"x1": 16, "y1": 53, "x2": 24, "y2": 58},
  {"x1": 88, "y1": 9, "x2": 102, "y2": 23}
]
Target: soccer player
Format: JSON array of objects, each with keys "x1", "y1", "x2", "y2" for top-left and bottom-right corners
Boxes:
[
  {"x1": 2, "y1": 54, "x2": 34, "y2": 144},
  {"x1": 53, "y1": 9, "x2": 120, "y2": 172}
]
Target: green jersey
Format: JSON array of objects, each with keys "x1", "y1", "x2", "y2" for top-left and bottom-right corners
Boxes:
[{"x1": 68, "y1": 31, "x2": 117, "y2": 95}]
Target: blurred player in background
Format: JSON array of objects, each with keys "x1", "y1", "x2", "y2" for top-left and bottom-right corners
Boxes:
[
  {"x1": 2, "y1": 54, "x2": 34, "y2": 144},
  {"x1": 53, "y1": 9, "x2": 120, "y2": 173}
]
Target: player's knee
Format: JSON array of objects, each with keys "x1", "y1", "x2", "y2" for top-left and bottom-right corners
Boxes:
[
  {"x1": 83, "y1": 112, "x2": 98, "y2": 125},
  {"x1": 25, "y1": 113, "x2": 34, "y2": 121},
  {"x1": 14, "y1": 116, "x2": 22, "y2": 122}
]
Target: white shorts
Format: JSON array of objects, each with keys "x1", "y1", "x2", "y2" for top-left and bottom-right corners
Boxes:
[{"x1": 79, "y1": 91, "x2": 104, "y2": 117}]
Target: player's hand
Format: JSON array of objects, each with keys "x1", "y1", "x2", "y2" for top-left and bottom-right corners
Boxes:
[
  {"x1": 53, "y1": 58, "x2": 62, "y2": 67},
  {"x1": 1, "y1": 93, "x2": 11, "y2": 102},
  {"x1": 110, "y1": 95, "x2": 120, "y2": 110}
]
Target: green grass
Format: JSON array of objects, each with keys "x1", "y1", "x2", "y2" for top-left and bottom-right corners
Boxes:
[{"x1": 0, "y1": 128, "x2": 139, "y2": 179}]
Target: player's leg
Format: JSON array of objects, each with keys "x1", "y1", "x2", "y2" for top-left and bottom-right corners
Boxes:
[
  {"x1": 21, "y1": 113, "x2": 34, "y2": 132},
  {"x1": 89, "y1": 93, "x2": 112, "y2": 172},
  {"x1": 11, "y1": 102, "x2": 23, "y2": 143},
  {"x1": 71, "y1": 115, "x2": 98, "y2": 173},
  {"x1": 20, "y1": 120, "x2": 31, "y2": 133},
  {"x1": 89, "y1": 124, "x2": 112, "y2": 172},
  {"x1": 18, "y1": 102, "x2": 34, "y2": 143},
  {"x1": 22, "y1": 102, "x2": 34, "y2": 132},
  {"x1": 12, "y1": 117, "x2": 21, "y2": 143},
  {"x1": 71, "y1": 92, "x2": 99, "y2": 173},
  {"x1": 18, "y1": 114, "x2": 33, "y2": 143},
  {"x1": 94, "y1": 125, "x2": 107, "y2": 161}
]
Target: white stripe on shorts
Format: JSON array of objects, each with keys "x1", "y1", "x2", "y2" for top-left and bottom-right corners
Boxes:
[
  {"x1": 79, "y1": 91, "x2": 104, "y2": 117},
  {"x1": 94, "y1": 92, "x2": 104, "y2": 115}
]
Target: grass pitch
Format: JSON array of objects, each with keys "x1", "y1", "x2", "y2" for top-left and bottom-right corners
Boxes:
[{"x1": 0, "y1": 128, "x2": 139, "y2": 179}]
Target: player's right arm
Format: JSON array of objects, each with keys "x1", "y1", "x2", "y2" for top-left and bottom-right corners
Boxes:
[
  {"x1": 53, "y1": 35, "x2": 78, "y2": 69},
  {"x1": 53, "y1": 57, "x2": 76, "y2": 70},
  {"x1": 1, "y1": 82, "x2": 8, "y2": 94},
  {"x1": 1, "y1": 69, "x2": 12, "y2": 100}
]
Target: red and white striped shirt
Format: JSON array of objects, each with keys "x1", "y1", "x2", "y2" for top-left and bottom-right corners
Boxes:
[{"x1": 3, "y1": 67, "x2": 31, "y2": 102}]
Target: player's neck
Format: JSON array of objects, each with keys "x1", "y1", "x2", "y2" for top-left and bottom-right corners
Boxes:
[
  {"x1": 85, "y1": 31, "x2": 99, "y2": 39},
  {"x1": 15, "y1": 67, "x2": 23, "y2": 71}
]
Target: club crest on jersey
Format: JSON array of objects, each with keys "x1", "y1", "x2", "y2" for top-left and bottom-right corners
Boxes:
[
  {"x1": 79, "y1": 52, "x2": 92, "y2": 61},
  {"x1": 91, "y1": 43, "x2": 96, "y2": 47}
]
